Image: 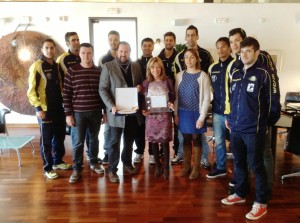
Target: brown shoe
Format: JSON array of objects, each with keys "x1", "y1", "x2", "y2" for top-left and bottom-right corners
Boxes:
[
  {"x1": 123, "y1": 165, "x2": 138, "y2": 174},
  {"x1": 108, "y1": 172, "x2": 119, "y2": 183}
]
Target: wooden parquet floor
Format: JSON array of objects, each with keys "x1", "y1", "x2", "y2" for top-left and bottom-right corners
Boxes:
[{"x1": 0, "y1": 126, "x2": 300, "y2": 223}]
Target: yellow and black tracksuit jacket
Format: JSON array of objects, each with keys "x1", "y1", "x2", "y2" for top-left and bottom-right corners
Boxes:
[{"x1": 27, "y1": 56, "x2": 63, "y2": 112}]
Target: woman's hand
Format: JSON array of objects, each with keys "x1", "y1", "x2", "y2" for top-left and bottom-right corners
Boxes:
[
  {"x1": 142, "y1": 110, "x2": 149, "y2": 116},
  {"x1": 168, "y1": 102, "x2": 174, "y2": 111},
  {"x1": 196, "y1": 119, "x2": 204, "y2": 129}
]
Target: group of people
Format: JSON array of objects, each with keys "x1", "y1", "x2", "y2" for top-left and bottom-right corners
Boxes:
[{"x1": 27, "y1": 25, "x2": 281, "y2": 221}]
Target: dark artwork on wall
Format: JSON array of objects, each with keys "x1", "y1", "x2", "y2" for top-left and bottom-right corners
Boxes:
[{"x1": 0, "y1": 31, "x2": 64, "y2": 115}]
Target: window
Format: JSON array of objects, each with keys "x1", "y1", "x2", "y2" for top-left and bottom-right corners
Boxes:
[{"x1": 89, "y1": 17, "x2": 138, "y2": 64}]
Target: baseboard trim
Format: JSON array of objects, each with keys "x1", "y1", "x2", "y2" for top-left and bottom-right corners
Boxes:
[{"x1": 7, "y1": 123, "x2": 39, "y2": 128}]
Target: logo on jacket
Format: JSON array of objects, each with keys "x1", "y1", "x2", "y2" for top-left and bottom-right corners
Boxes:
[
  {"x1": 46, "y1": 73, "x2": 52, "y2": 79},
  {"x1": 171, "y1": 65, "x2": 175, "y2": 72},
  {"x1": 247, "y1": 83, "x2": 255, "y2": 92},
  {"x1": 248, "y1": 76, "x2": 257, "y2": 82},
  {"x1": 211, "y1": 75, "x2": 217, "y2": 82}
]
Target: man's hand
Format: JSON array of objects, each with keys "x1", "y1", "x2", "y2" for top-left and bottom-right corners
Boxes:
[
  {"x1": 102, "y1": 113, "x2": 107, "y2": 124},
  {"x1": 111, "y1": 106, "x2": 117, "y2": 115},
  {"x1": 225, "y1": 119, "x2": 230, "y2": 130},
  {"x1": 137, "y1": 85, "x2": 142, "y2": 93},
  {"x1": 66, "y1": 115, "x2": 75, "y2": 127},
  {"x1": 36, "y1": 110, "x2": 46, "y2": 120}
]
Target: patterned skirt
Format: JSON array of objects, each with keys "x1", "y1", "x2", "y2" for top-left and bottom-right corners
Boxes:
[{"x1": 145, "y1": 112, "x2": 172, "y2": 143}]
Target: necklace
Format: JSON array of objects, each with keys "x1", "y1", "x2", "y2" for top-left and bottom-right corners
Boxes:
[{"x1": 116, "y1": 59, "x2": 130, "y2": 74}]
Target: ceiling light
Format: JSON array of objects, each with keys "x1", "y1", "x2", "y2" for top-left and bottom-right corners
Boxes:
[
  {"x1": 214, "y1": 17, "x2": 229, "y2": 24},
  {"x1": 107, "y1": 8, "x2": 120, "y2": 14},
  {"x1": 18, "y1": 47, "x2": 31, "y2": 61}
]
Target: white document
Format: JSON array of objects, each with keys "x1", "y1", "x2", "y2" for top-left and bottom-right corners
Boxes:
[
  {"x1": 115, "y1": 88, "x2": 138, "y2": 113},
  {"x1": 150, "y1": 95, "x2": 168, "y2": 108}
]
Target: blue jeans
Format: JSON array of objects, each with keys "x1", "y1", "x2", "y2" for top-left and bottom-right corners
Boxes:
[
  {"x1": 108, "y1": 116, "x2": 139, "y2": 173},
  {"x1": 213, "y1": 113, "x2": 226, "y2": 170},
  {"x1": 38, "y1": 109, "x2": 66, "y2": 171},
  {"x1": 177, "y1": 131, "x2": 184, "y2": 157},
  {"x1": 231, "y1": 131, "x2": 270, "y2": 204},
  {"x1": 72, "y1": 110, "x2": 102, "y2": 171},
  {"x1": 201, "y1": 133, "x2": 209, "y2": 160},
  {"x1": 231, "y1": 128, "x2": 274, "y2": 190},
  {"x1": 71, "y1": 128, "x2": 90, "y2": 156},
  {"x1": 178, "y1": 131, "x2": 209, "y2": 160},
  {"x1": 103, "y1": 123, "x2": 110, "y2": 156}
]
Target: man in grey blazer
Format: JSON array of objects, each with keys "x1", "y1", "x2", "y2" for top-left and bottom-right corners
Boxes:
[{"x1": 99, "y1": 41, "x2": 144, "y2": 183}]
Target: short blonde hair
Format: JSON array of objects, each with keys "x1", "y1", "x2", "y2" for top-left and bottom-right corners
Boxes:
[{"x1": 146, "y1": 57, "x2": 166, "y2": 82}]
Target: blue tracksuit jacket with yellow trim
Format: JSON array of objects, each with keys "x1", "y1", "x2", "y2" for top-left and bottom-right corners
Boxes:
[{"x1": 227, "y1": 61, "x2": 281, "y2": 134}]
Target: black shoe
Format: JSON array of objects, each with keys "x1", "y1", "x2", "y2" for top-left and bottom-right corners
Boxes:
[
  {"x1": 108, "y1": 172, "x2": 119, "y2": 183},
  {"x1": 159, "y1": 150, "x2": 164, "y2": 158},
  {"x1": 87, "y1": 155, "x2": 102, "y2": 164},
  {"x1": 229, "y1": 178, "x2": 236, "y2": 187},
  {"x1": 97, "y1": 158, "x2": 102, "y2": 164},
  {"x1": 206, "y1": 168, "x2": 226, "y2": 179},
  {"x1": 102, "y1": 154, "x2": 109, "y2": 165},
  {"x1": 228, "y1": 179, "x2": 236, "y2": 195},
  {"x1": 201, "y1": 160, "x2": 212, "y2": 170}
]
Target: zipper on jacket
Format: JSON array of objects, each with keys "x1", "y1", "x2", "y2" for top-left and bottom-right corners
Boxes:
[{"x1": 235, "y1": 70, "x2": 246, "y2": 126}]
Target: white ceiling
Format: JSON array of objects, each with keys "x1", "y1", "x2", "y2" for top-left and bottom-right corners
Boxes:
[{"x1": 1, "y1": 0, "x2": 300, "y2": 3}]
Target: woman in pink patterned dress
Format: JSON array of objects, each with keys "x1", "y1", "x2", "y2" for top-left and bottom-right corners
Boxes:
[{"x1": 142, "y1": 57, "x2": 175, "y2": 179}]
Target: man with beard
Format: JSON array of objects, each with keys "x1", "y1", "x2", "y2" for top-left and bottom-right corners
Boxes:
[{"x1": 99, "y1": 41, "x2": 144, "y2": 183}]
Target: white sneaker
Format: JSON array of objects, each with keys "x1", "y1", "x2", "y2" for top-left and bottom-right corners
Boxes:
[
  {"x1": 53, "y1": 162, "x2": 72, "y2": 170},
  {"x1": 149, "y1": 155, "x2": 155, "y2": 164},
  {"x1": 44, "y1": 170, "x2": 59, "y2": 180},
  {"x1": 171, "y1": 155, "x2": 183, "y2": 164},
  {"x1": 90, "y1": 165, "x2": 104, "y2": 174},
  {"x1": 134, "y1": 154, "x2": 144, "y2": 163}
]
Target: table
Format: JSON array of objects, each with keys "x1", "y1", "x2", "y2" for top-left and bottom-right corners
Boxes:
[
  {"x1": 0, "y1": 136, "x2": 35, "y2": 166},
  {"x1": 271, "y1": 114, "x2": 293, "y2": 161}
]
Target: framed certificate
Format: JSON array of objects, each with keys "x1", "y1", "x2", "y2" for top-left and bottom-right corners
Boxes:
[
  {"x1": 115, "y1": 87, "x2": 139, "y2": 115},
  {"x1": 146, "y1": 95, "x2": 172, "y2": 113}
]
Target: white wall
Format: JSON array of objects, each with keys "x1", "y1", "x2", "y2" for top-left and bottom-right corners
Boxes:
[{"x1": 0, "y1": 2, "x2": 299, "y2": 123}]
